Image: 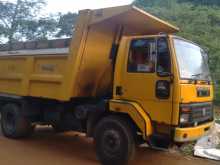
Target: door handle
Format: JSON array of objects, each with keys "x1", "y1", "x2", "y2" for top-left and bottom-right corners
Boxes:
[
  {"x1": 116, "y1": 86, "x2": 123, "y2": 95},
  {"x1": 156, "y1": 80, "x2": 170, "y2": 99}
]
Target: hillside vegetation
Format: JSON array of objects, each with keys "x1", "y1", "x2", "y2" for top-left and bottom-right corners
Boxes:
[{"x1": 134, "y1": 0, "x2": 220, "y2": 103}]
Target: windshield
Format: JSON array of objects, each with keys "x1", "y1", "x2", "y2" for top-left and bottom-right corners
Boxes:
[{"x1": 174, "y1": 38, "x2": 211, "y2": 80}]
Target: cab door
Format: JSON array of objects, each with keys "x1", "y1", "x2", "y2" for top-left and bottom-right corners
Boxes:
[{"x1": 115, "y1": 36, "x2": 174, "y2": 126}]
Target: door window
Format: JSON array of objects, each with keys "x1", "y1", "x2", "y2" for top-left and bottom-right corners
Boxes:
[
  {"x1": 127, "y1": 39, "x2": 156, "y2": 73},
  {"x1": 157, "y1": 37, "x2": 171, "y2": 74}
]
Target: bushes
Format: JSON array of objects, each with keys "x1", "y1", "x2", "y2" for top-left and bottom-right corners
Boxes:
[
  {"x1": 214, "y1": 78, "x2": 220, "y2": 105},
  {"x1": 215, "y1": 86, "x2": 220, "y2": 105}
]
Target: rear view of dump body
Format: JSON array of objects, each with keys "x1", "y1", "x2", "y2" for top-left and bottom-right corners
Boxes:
[{"x1": 0, "y1": 5, "x2": 178, "y2": 101}]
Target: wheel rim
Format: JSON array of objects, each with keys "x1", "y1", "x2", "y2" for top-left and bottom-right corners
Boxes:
[
  {"x1": 4, "y1": 111, "x2": 16, "y2": 133},
  {"x1": 102, "y1": 129, "x2": 122, "y2": 157}
]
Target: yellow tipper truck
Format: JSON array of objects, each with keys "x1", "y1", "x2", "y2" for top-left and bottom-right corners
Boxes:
[{"x1": 0, "y1": 5, "x2": 214, "y2": 165}]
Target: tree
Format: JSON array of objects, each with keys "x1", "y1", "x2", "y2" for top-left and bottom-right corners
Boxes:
[
  {"x1": 178, "y1": 0, "x2": 220, "y2": 6},
  {"x1": 21, "y1": 16, "x2": 58, "y2": 41},
  {"x1": 0, "y1": 0, "x2": 54, "y2": 44},
  {"x1": 0, "y1": 0, "x2": 78, "y2": 43},
  {"x1": 56, "y1": 12, "x2": 78, "y2": 37}
]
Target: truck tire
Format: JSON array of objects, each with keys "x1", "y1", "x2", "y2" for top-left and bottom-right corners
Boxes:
[
  {"x1": 1, "y1": 103, "x2": 32, "y2": 139},
  {"x1": 94, "y1": 116, "x2": 135, "y2": 165},
  {"x1": 52, "y1": 123, "x2": 67, "y2": 133}
]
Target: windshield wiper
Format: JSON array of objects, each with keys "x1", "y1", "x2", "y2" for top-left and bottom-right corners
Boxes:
[
  {"x1": 191, "y1": 73, "x2": 203, "y2": 77},
  {"x1": 192, "y1": 73, "x2": 210, "y2": 77},
  {"x1": 191, "y1": 73, "x2": 211, "y2": 82}
]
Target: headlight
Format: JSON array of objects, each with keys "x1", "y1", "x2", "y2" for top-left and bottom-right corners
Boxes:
[
  {"x1": 179, "y1": 105, "x2": 191, "y2": 124},
  {"x1": 180, "y1": 113, "x2": 190, "y2": 123}
]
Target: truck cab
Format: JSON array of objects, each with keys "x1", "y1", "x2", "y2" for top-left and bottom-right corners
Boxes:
[{"x1": 111, "y1": 34, "x2": 214, "y2": 143}]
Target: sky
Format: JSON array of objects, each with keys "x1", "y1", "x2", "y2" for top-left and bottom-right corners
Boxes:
[
  {"x1": 43, "y1": 0, "x2": 134, "y2": 13},
  {"x1": 7, "y1": 0, "x2": 134, "y2": 13}
]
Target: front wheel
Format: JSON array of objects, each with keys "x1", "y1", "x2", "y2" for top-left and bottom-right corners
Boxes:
[{"x1": 94, "y1": 116, "x2": 136, "y2": 165}]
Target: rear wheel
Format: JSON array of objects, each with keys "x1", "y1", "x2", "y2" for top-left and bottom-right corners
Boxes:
[
  {"x1": 51, "y1": 123, "x2": 67, "y2": 133},
  {"x1": 1, "y1": 103, "x2": 33, "y2": 138},
  {"x1": 94, "y1": 116, "x2": 136, "y2": 165}
]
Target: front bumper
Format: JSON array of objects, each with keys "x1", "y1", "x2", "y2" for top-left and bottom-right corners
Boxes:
[{"x1": 174, "y1": 121, "x2": 214, "y2": 142}]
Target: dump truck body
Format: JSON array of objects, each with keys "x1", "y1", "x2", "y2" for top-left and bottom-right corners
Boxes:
[
  {"x1": 0, "y1": 5, "x2": 214, "y2": 165},
  {"x1": 0, "y1": 5, "x2": 178, "y2": 101}
]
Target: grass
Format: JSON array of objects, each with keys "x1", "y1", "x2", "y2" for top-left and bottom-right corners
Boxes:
[{"x1": 179, "y1": 142, "x2": 195, "y2": 156}]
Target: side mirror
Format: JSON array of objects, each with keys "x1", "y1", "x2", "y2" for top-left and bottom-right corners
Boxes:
[{"x1": 204, "y1": 53, "x2": 209, "y2": 64}]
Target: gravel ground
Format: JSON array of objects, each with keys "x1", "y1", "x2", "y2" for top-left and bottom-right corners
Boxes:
[{"x1": 0, "y1": 126, "x2": 218, "y2": 165}]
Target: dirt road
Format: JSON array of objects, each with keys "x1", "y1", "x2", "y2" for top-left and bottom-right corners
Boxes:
[{"x1": 0, "y1": 127, "x2": 218, "y2": 165}]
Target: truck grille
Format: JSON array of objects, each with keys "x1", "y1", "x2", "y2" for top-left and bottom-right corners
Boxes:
[
  {"x1": 190, "y1": 103, "x2": 213, "y2": 123},
  {"x1": 180, "y1": 102, "x2": 213, "y2": 127}
]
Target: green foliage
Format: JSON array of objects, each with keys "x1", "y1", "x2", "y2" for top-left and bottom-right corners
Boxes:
[
  {"x1": 179, "y1": 142, "x2": 195, "y2": 156},
  {"x1": 0, "y1": 0, "x2": 46, "y2": 43},
  {"x1": 56, "y1": 12, "x2": 78, "y2": 37},
  {"x1": 215, "y1": 84, "x2": 220, "y2": 104},
  {"x1": 178, "y1": 0, "x2": 220, "y2": 6},
  {"x1": 0, "y1": 1, "x2": 78, "y2": 42},
  {"x1": 21, "y1": 16, "x2": 58, "y2": 41},
  {"x1": 215, "y1": 106, "x2": 220, "y2": 124}
]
